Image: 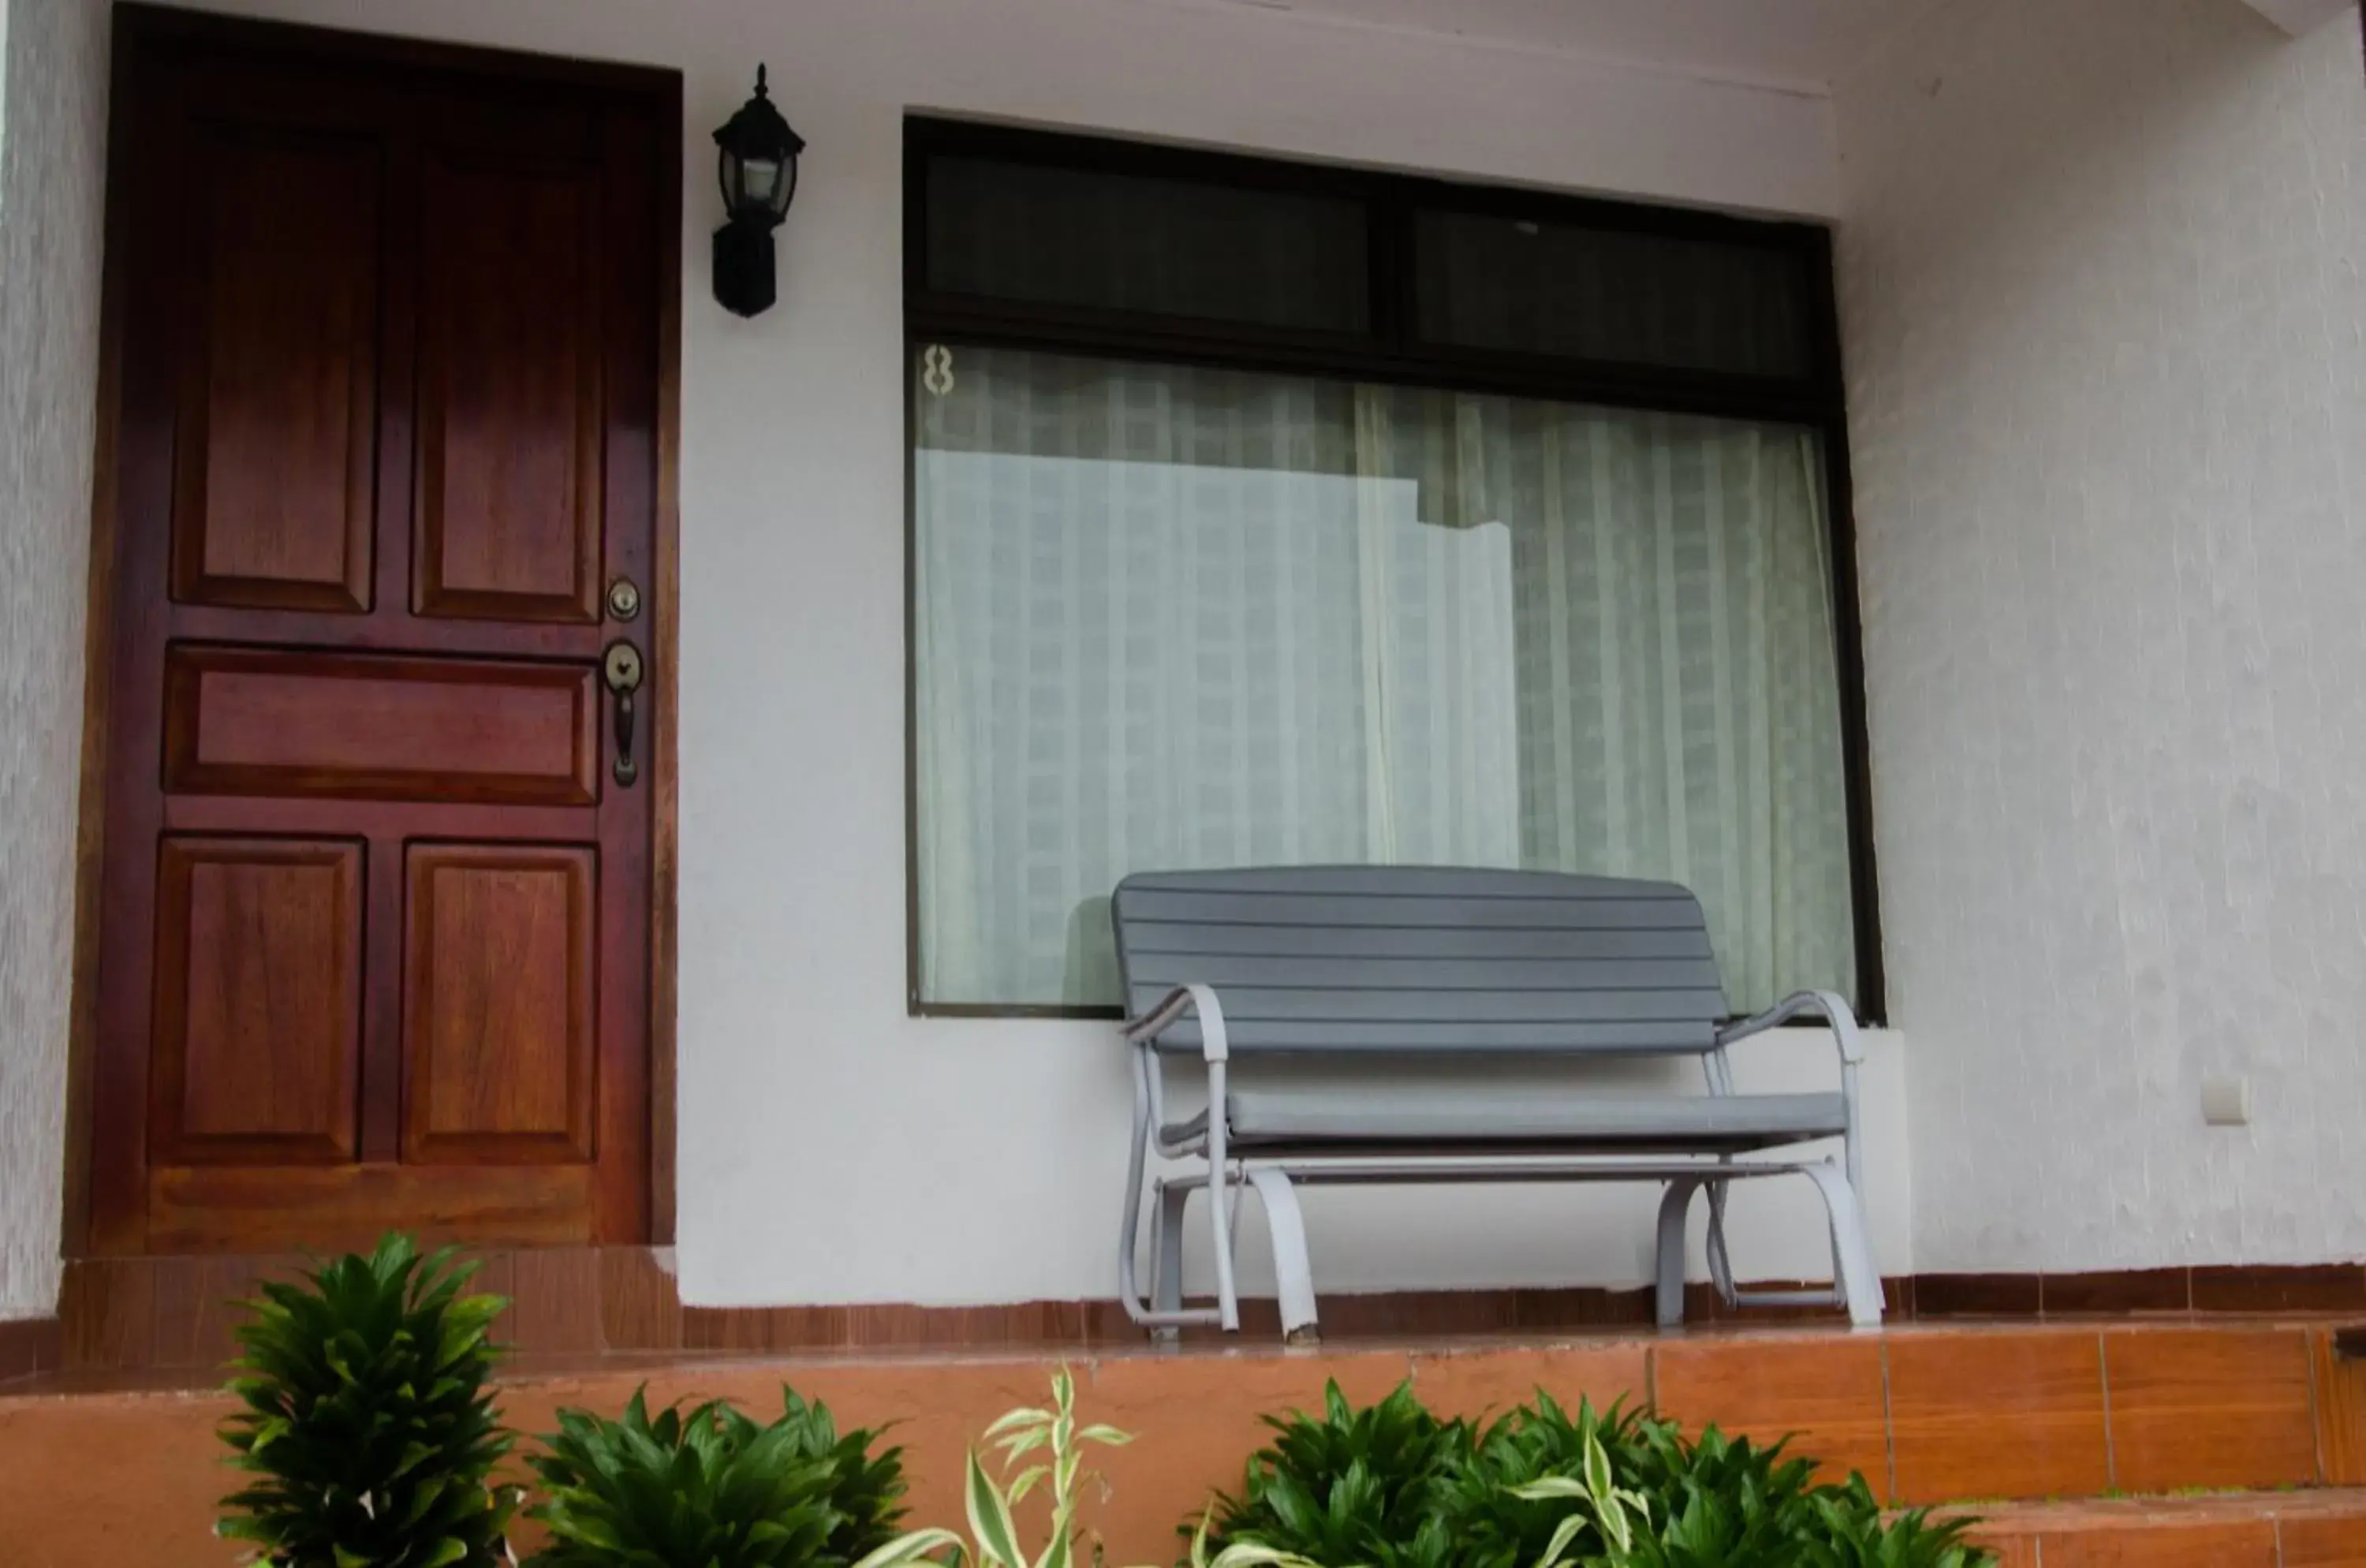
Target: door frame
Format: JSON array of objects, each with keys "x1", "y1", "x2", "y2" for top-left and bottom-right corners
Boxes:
[{"x1": 62, "y1": 3, "x2": 685, "y2": 1256}]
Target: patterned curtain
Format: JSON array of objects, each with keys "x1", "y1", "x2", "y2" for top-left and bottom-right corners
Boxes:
[{"x1": 914, "y1": 346, "x2": 1855, "y2": 1011}]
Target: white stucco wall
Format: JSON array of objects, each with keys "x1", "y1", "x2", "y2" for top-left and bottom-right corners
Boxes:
[
  {"x1": 0, "y1": 0, "x2": 106, "y2": 1320},
  {"x1": 99, "y1": 0, "x2": 1910, "y2": 1309},
  {"x1": 1837, "y1": 0, "x2": 2366, "y2": 1274}
]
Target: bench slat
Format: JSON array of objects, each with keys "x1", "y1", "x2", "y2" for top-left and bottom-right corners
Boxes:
[
  {"x1": 1121, "y1": 922, "x2": 1715, "y2": 962},
  {"x1": 1125, "y1": 953, "x2": 1727, "y2": 995},
  {"x1": 1152, "y1": 1020, "x2": 1716, "y2": 1053},
  {"x1": 1118, "y1": 867, "x2": 1692, "y2": 900},
  {"x1": 1114, "y1": 868, "x2": 1730, "y2": 1057},
  {"x1": 1140, "y1": 986, "x2": 1725, "y2": 1025},
  {"x1": 1116, "y1": 889, "x2": 1707, "y2": 931}
]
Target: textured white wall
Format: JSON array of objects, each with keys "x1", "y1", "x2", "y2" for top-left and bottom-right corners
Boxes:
[
  {"x1": 1837, "y1": 0, "x2": 2366, "y2": 1273},
  {"x1": 2241, "y1": 0, "x2": 2355, "y2": 37},
  {"x1": 108, "y1": 0, "x2": 1903, "y2": 1309},
  {"x1": 0, "y1": 0, "x2": 106, "y2": 1320}
]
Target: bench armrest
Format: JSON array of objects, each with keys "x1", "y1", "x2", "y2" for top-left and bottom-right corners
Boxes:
[
  {"x1": 1717, "y1": 990, "x2": 1864, "y2": 1065},
  {"x1": 1121, "y1": 982, "x2": 1230, "y2": 1062}
]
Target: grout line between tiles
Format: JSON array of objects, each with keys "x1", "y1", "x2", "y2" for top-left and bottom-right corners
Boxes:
[
  {"x1": 1877, "y1": 1336, "x2": 1898, "y2": 1505},
  {"x1": 2095, "y1": 1329, "x2": 2117, "y2": 1492},
  {"x1": 2306, "y1": 1327, "x2": 2328, "y2": 1486}
]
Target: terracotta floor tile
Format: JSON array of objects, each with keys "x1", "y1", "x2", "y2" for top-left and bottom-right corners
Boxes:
[
  {"x1": 506, "y1": 1249, "x2": 603, "y2": 1356},
  {"x1": 598, "y1": 1247, "x2": 684, "y2": 1351},
  {"x1": 2103, "y1": 1327, "x2": 2317, "y2": 1491},
  {"x1": 1965, "y1": 1530, "x2": 2039, "y2": 1568},
  {"x1": 147, "y1": 1254, "x2": 302, "y2": 1372},
  {"x1": 1407, "y1": 1343, "x2": 1648, "y2": 1425},
  {"x1": 2316, "y1": 1328, "x2": 2366, "y2": 1486},
  {"x1": 681, "y1": 1304, "x2": 773, "y2": 1352},
  {"x1": 1886, "y1": 1329, "x2": 2110, "y2": 1503},
  {"x1": 1651, "y1": 1335, "x2": 1890, "y2": 1495},
  {"x1": 1088, "y1": 1351, "x2": 1414, "y2": 1563},
  {"x1": 2033, "y1": 1520, "x2": 2276, "y2": 1567},
  {"x1": 60, "y1": 1259, "x2": 155, "y2": 1371},
  {"x1": 0, "y1": 1317, "x2": 62, "y2": 1384},
  {"x1": 2280, "y1": 1511, "x2": 2366, "y2": 1568}
]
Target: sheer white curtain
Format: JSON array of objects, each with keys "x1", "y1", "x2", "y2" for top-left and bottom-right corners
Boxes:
[{"x1": 914, "y1": 348, "x2": 1854, "y2": 1011}]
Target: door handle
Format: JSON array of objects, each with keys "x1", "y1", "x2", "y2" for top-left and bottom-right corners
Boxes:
[{"x1": 603, "y1": 640, "x2": 645, "y2": 787}]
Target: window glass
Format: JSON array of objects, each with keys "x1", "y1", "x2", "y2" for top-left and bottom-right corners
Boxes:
[
  {"x1": 912, "y1": 345, "x2": 1856, "y2": 1011},
  {"x1": 924, "y1": 155, "x2": 1371, "y2": 334},
  {"x1": 1415, "y1": 210, "x2": 1812, "y2": 379}
]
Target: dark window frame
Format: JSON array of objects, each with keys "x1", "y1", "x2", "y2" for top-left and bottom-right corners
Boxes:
[{"x1": 901, "y1": 115, "x2": 1886, "y2": 1025}]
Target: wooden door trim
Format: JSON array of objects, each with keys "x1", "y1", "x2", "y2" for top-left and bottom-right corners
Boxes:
[{"x1": 62, "y1": 6, "x2": 684, "y2": 1257}]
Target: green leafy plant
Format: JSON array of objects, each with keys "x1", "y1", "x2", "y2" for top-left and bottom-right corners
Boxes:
[
  {"x1": 1515, "y1": 1424, "x2": 1992, "y2": 1568},
  {"x1": 527, "y1": 1385, "x2": 909, "y2": 1568},
  {"x1": 1201, "y1": 1381, "x2": 1470, "y2": 1568},
  {"x1": 788, "y1": 1387, "x2": 915, "y2": 1565},
  {"x1": 864, "y1": 1366, "x2": 1138, "y2": 1568},
  {"x1": 1440, "y1": 1395, "x2": 1652, "y2": 1568},
  {"x1": 1196, "y1": 1382, "x2": 1991, "y2": 1568},
  {"x1": 1798, "y1": 1481, "x2": 1993, "y2": 1568},
  {"x1": 217, "y1": 1232, "x2": 516, "y2": 1568}
]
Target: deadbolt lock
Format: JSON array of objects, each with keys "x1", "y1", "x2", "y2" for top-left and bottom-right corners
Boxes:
[{"x1": 606, "y1": 576, "x2": 643, "y2": 622}]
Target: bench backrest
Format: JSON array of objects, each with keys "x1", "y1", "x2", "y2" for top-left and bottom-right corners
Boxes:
[{"x1": 1111, "y1": 866, "x2": 1728, "y2": 1056}]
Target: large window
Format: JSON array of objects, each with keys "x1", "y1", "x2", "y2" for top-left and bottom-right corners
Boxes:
[{"x1": 906, "y1": 121, "x2": 1877, "y2": 1019}]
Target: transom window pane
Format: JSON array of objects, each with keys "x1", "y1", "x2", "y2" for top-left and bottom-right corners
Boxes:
[
  {"x1": 1415, "y1": 210, "x2": 1813, "y2": 379},
  {"x1": 924, "y1": 155, "x2": 1371, "y2": 333},
  {"x1": 912, "y1": 345, "x2": 1857, "y2": 1012}
]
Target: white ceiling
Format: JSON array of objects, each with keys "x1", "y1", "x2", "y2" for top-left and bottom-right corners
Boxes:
[{"x1": 1155, "y1": 0, "x2": 1943, "y2": 91}]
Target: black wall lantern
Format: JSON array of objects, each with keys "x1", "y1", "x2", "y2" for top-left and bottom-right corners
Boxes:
[{"x1": 712, "y1": 65, "x2": 804, "y2": 317}]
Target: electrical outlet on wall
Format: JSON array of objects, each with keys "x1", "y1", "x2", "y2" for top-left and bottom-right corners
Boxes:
[{"x1": 2201, "y1": 1076, "x2": 2252, "y2": 1127}]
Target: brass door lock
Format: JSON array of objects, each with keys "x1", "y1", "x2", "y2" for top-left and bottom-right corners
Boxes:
[
  {"x1": 603, "y1": 640, "x2": 645, "y2": 786},
  {"x1": 607, "y1": 576, "x2": 642, "y2": 622}
]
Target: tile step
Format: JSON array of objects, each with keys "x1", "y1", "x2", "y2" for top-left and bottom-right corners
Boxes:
[{"x1": 1961, "y1": 1487, "x2": 2366, "y2": 1566}]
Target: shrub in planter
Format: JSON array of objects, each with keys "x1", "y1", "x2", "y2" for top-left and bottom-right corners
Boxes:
[
  {"x1": 1201, "y1": 1383, "x2": 1992, "y2": 1568},
  {"x1": 217, "y1": 1233, "x2": 516, "y2": 1568},
  {"x1": 1516, "y1": 1424, "x2": 1994, "y2": 1568},
  {"x1": 868, "y1": 1366, "x2": 1138, "y2": 1568},
  {"x1": 1202, "y1": 1384, "x2": 1648, "y2": 1568},
  {"x1": 1202, "y1": 1380, "x2": 1470, "y2": 1568},
  {"x1": 526, "y1": 1386, "x2": 911, "y2": 1568},
  {"x1": 1436, "y1": 1394, "x2": 1651, "y2": 1568}
]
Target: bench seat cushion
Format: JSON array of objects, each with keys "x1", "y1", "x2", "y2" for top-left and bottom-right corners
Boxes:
[{"x1": 1166, "y1": 1087, "x2": 1848, "y2": 1155}]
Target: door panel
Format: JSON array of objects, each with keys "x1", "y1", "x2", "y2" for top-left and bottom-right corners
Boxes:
[
  {"x1": 403, "y1": 844, "x2": 597, "y2": 1163},
  {"x1": 171, "y1": 125, "x2": 380, "y2": 614},
  {"x1": 413, "y1": 152, "x2": 604, "y2": 624},
  {"x1": 162, "y1": 646, "x2": 600, "y2": 805},
  {"x1": 148, "y1": 837, "x2": 364, "y2": 1166},
  {"x1": 147, "y1": 1165, "x2": 594, "y2": 1253},
  {"x1": 89, "y1": 10, "x2": 674, "y2": 1256}
]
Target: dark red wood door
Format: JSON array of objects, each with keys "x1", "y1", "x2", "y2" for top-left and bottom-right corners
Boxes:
[{"x1": 88, "y1": 13, "x2": 677, "y2": 1254}]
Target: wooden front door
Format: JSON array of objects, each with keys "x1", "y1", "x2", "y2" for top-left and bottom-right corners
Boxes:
[{"x1": 85, "y1": 9, "x2": 677, "y2": 1255}]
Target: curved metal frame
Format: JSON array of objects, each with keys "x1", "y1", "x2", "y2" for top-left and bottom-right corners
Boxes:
[{"x1": 1117, "y1": 984, "x2": 1883, "y2": 1341}]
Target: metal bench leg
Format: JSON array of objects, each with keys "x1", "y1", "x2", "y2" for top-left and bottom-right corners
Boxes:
[
  {"x1": 1151, "y1": 1179, "x2": 1190, "y2": 1342},
  {"x1": 1118, "y1": 1048, "x2": 1156, "y2": 1325},
  {"x1": 1799, "y1": 1159, "x2": 1883, "y2": 1327},
  {"x1": 1655, "y1": 1177, "x2": 1703, "y2": 1328},
  {"x1": 1704, "y1": 1178, "x2": 1741, "y2": 1310},
  {"x1": 1245, "y1": 1167, "x2": 1319, "y2": 1344}
]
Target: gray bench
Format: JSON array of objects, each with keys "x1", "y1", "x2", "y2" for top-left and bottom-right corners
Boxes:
[{"x1": 1111, "y1": 866, "x2": 1880, "y2": 1341}]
